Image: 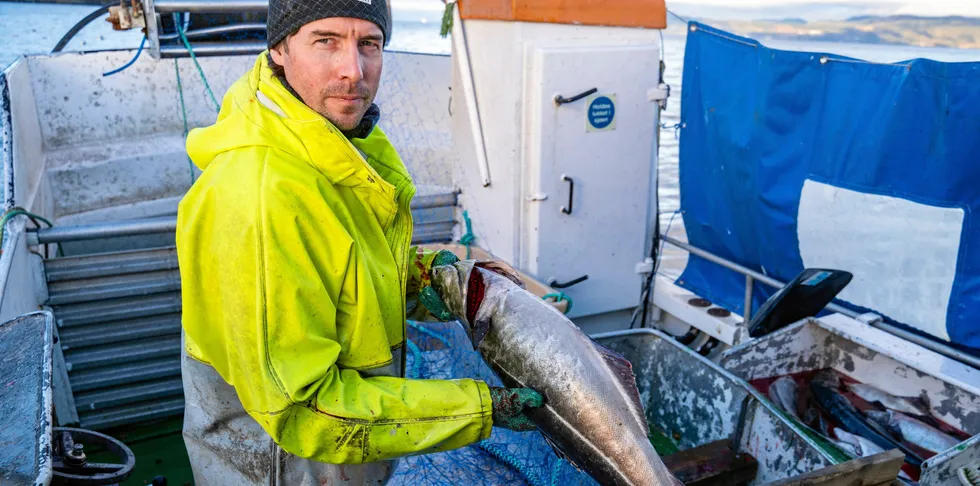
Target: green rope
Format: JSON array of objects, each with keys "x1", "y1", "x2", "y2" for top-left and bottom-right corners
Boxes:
[
  {"x1": 0, "y1": 207, "x2": 57, "y2": 254},
  {"x1": 174, "y1": 59, "x2": 196, "y2": 185},
  {"x1": 418, "y1": 286, "x2": 455, "y2": 321},
  {"x1": 459, "y1": 210, "x2": 475, "y2": 259},
  {"x1": 173, "y1": 13, "x2": 220, "y2": 112},
  {"x1": 542, "y1": 293, "x2": 573, "y2": 314},
  {"x1": 440, "y1": 1, "x2": 455, "y2": 38}
]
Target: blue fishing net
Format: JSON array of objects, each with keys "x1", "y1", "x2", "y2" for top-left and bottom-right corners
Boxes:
[{"x1": 391, "y1": 320, "x2": 599, "y2": 486}]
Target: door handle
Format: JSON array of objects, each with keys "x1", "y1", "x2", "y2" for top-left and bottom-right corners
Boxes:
[
  {"x1": 549, "y1": 275, "x2": 589, "y2": 289},
  {"x1": 560, "y1": 175, "x2": 574, "y2": 215},
  {"x1": 554, "y1": 88, "x2": 597, "y2": 106}
]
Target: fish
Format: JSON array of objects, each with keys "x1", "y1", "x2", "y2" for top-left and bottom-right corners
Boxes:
[
  {"x1": 809, "y1": 370, "x2": 924, "y2": 466},
  {"x1": 866, "y1": 410, "x2": 961, "y2": 454},
  {"x1": 768, "y1": 376, "x2": 800, "y2": 419},
  {"x1": 834, "y1": 429, "x2": 886, "y2": 457},
  {"x1": 803, "y1": 406, "x2": 824, "y2": 432},
  {"x1": 845, "y1": 382, "x2": 930, "y2": 417},
  {"x1": 432, "y1": 260, "x2": 681, "y2": 486}
]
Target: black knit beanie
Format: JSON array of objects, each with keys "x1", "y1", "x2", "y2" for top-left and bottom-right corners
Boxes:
[{"x1": 267, "y1": 0, "x2": 391, "y2": 48}]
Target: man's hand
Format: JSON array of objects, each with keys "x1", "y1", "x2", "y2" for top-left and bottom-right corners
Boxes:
[
  {"x1": 418, "y1": 250, "x2": 460, "y2": 321},
  {"x1": 489, "y1": 386, "x2": 544, "y2": 432}
]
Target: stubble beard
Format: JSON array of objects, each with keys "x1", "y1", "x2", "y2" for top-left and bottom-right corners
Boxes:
[{"x1": 315, "y1": 81, "x2": 375, "y2": 132}]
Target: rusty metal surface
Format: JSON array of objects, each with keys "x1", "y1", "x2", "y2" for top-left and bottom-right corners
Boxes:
[
  {"x1": 0, "y1": 311, "x2": 54, "y2": 486},
  {"x1": 720, "y1": 320, "x2": 836, "y2": 382},
  {"x1": 595, "y1": 328, "x2": 834, "y2": 484},
  {"x1": 720, "y1": 317, "x2": 980, "y2": 486},
  {"x1": 920, "y1": 433, "x2": 980, "y2": 485},
  {"x1": 736, "y1": 399, "x2": 833, "y2": 483},
  {"x1": 1, "y1": 68, "x2": 13, "y2": 209},
  {"x1": 722, "y1": 318, "x2": 980, "y2": 436}
]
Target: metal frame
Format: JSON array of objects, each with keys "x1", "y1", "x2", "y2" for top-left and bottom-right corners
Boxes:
[
  {"x1": 659, "y1": 233, "x2": 980, "y2": 370},
  {"x1": 29, "y1": 192, "x2": 459, "y2": 245},
  {"x1": 154, "y1": 0, "x2": 268, "y2": 14},
  {"x1": 141, "y1": 0, "x2": 270, "y2": 59},
  {"x1": 592, "y1": 327, "x2": 842, "y2": 466}
]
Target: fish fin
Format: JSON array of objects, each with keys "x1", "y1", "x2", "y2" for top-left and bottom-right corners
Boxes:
[
  {"x1": 542, "y1": 434, "x2": 566, "y2": 460},
  {"x1": 542, "y1": 434, "x2": 585, "y2": 472},
  {"x1": 590, "y1": 338, "x2": 649, "y2": 429}
]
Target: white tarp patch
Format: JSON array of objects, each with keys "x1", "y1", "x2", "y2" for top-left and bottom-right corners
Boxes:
[{"x1": 797, "y1": 179, "x2": 963, "y2": 341}]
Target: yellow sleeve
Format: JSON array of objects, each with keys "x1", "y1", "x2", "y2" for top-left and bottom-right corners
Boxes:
[
  {"x1": 406, "y1": 246, "x2": 441, "y2": 299},
  {"x1": 178, "y1": 161, "x2": 492, "y2": 464},
  {"x1": 260, "y1": 237, "x2": 492, "y2": 463}
]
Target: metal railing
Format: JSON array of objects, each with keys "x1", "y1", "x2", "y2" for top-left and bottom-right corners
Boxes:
[
  {"x1": 28, "y1": 192, "x2": 459, "y2": 245},
  {"x1": 154, "y1": 0, "x2": 268, "y2": 13},
  {"x1": 143, "y1": 0, "x2": 271, "y2": 58},
  {"x1": 659, "y1": 233, "x2": 980, "y2": 370}
]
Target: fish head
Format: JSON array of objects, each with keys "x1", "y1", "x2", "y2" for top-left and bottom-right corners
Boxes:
[
  {"x1": 864, "y1": 410, "x2": 903, "y2": 439},
  {"x1": 812, "y1": 369, "x2": 841, "y2": 388},
  {"x1": 865, "y1": 409, "x2": 890, "y2": 425},
  {"x1": 431, "y1": 260, "x2": 524, "y2": 347},
  {"x1": 430, "y1": 260, "x2": 476, "y2": 325}
]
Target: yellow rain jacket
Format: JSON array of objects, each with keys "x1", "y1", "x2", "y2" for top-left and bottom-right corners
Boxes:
[{"x1": 176, "y1": 52, "x2": 492, "y2": 478}]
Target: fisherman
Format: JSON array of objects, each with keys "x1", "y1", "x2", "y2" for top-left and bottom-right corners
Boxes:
[{"x1": 174, "y1": 0, "x2": 543, "y2": 483}]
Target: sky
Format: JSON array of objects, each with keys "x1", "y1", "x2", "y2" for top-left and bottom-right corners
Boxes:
[{"x1": 667, "y1": 0, "x2": 980, "y2": 17}]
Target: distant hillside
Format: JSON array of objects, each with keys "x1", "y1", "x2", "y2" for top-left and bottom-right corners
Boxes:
[{"x1": 702, "y1": 15, "x2": 980, "y2": 49}]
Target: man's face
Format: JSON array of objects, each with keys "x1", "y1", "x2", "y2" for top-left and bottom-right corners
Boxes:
[{"x1": 270, "y1": 17, "x2": 383, "y2": 131}]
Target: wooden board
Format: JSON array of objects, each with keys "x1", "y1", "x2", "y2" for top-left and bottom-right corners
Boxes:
[
  {"x1": 422, "y1": 243, "x2": 569, "y2": 314},
  {"x1": 662, "y1": 439, "x2": 758, "y2": 486},
  {"x1": 762, "y1": 449, "x2": 904, "y2": 486},
  {"x1": 459, "y1": 0, "x2": 668, "y2": 30}
]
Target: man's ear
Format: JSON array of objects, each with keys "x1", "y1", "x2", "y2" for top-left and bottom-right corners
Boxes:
[{"x1": 269, "y1": 43, "x2": 286, "y2": 66}]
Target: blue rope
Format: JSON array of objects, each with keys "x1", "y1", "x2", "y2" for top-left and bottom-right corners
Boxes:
[
  {"x1": 407, "y1": 321, "x2": 452, "y2": 348},
  {"x1": 477, "y1": 440, "x2": 546, "y2": 486},
  {"x1": 661, "y1": 122, "x2": 683, "y2": 140},
  {"x1": 459, "y1": 210, "x2": 475, "y2": 259},
  {"x1": 405, "y1": 338, "x2": 424, "y2": 379},
  {"x1": 404, "y1": 322, "x2": 558, "y2": 486},
  {"x1": 655, "y1": 209, "x2": 683, "y2": 276},
  {"x1": 549, "y1": 459, "x2": 563, "y2": 486},
  {"x1": 103, "y1": 36, "x2": 146, "y2": 77},
  {"x1": 173, "y1": 13, "x2": 220, "y2": 112}
]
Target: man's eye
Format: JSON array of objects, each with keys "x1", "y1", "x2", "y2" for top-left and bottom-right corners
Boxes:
[
  {"x1": 316, "y1": 38, "x2": 335, "y2": 45},
  {"x1": 360, "y1": 41, "x2": 380, "y2": 49}
]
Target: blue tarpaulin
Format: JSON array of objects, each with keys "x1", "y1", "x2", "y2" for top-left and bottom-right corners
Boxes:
[{"x1": 676, "y1": 22, "x2": 980, "y2": 352}]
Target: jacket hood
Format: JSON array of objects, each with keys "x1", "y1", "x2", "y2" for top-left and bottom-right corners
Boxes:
[{"x1": 185, "y1": 52, "x2": 393, "y2": 188}]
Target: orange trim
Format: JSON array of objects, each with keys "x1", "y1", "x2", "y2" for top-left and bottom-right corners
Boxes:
[{"x1": 459, "y1": 0, "x2": 667, "y2": 29}]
